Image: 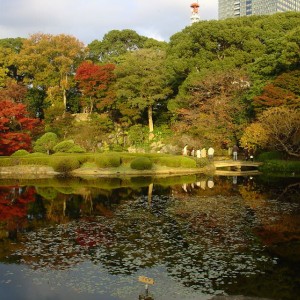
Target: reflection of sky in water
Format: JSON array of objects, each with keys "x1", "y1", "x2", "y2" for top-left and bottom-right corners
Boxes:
[
  {"x1": 0, "y1": 263, "x2": 111, "y2": 300},
  {"x1": 0, "y1": 262, "x2": 209, "y2": 300}
]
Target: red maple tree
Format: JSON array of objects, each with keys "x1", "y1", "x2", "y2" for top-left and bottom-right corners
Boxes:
[
  {"x1": 75, "y1": 61, "x2": 116, "y2": 112},
  {"x1": 253, "y1": 70, "x2": 300, "y2": 111},
  {"x1": 0, "y1": 100, "x2": 41, "y2": 155}
]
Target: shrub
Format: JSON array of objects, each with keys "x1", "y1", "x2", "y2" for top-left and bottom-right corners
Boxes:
[
  {"x1": 28, "y1": 152, "x2": 48, "y2": 157},
  {"x1": 21, "y1": 156, "x2": 51, "y2": 166},
  {"x1": 259, "y1": 160, "x2": 300, "y2": 174},
  {"x1": 50, "y1": 157, "x2": 80, "y2": 173},
  {"x1": 257, "y1": 151, "x2": 283, "y2": 162},
  {"x1": 179, "y1": 156, "x2": 197, "y2": 168},
  {"x1": 53, "y1": 140, "x2": 75, "y2": 153},
  {"x1": 67, "y1": 145, "x2": 86, "y2": 153},
  {"x1": 34, "y1": 132, "x2": 58, "y2": 154},
  {"x1": 157, "y1": 157, "x2": 181, "y2": 168},
  {"x1": 95, "y1": 155, "x2": 121, "y2": 168},
  {"x1": 11, "y1": 149, "x2": 30, "y2": 157},
  {"x1": 130, "y1": 157, "x2": 153, "y2": 170},
  {"x1": 196, "y1": 158, "x2": 210, "y2": 168},
  {"x1": 157, "y1": 156, "x2": 196, "y2": 168}
]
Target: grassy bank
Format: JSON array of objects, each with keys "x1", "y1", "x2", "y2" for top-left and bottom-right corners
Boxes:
[
  {"x1": 0, "y1": 151, "x2": 211, "y2": 177},
  {"x1": 257, "y1": 151, "x2": 300, "y2": 176}
]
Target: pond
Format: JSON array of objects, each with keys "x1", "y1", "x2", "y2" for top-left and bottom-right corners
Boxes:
[{"x1": 0, "y1": 174, "x2": 299, "y2": 300}]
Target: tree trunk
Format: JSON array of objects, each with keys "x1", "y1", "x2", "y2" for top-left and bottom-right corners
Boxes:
[
  {"x1": 63, "y1": 88, "x2": 67, "y2": 110},
  {"x1": 148, "y1": 105, "x2": 154, "y2": 140}
]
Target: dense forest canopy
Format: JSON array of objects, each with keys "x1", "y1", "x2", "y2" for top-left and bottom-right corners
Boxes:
[{"x1": 0, "y1": 12, "x2": 299, "y2": 156}]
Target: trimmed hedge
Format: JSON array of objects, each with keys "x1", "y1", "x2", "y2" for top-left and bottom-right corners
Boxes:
[
  {"x1": 53, "y1": 140, "x2": 86, "y2": 153},
  {"x1": 130, "y1": 157, "x2": 153, "y2": 170},
  {"x1": 157, "y1": 156, "x2": 196, "y2": 168},
  {"x1": 94, "y1": 155, "x2": 121, "y2": 168},
  {"x1": 11, "y1": 149, "x2": 30, "y2": 157},
  {"x1": 50, "y1": 157, "x2": 80, "y2": 173}
]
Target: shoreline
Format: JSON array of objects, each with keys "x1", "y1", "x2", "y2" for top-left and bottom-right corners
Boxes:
[{"x1": 0, "y1": 164, "x2": 214, "y2": 179}]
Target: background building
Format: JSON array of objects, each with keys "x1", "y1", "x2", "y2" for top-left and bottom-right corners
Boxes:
[{"x1": 219, "y1": 0, "x2": 300, "y2": 19}]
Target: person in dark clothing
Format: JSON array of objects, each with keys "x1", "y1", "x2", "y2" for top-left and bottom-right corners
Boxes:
[
  {"x1": 249, "y1": 147, "x2": 254, "y2": 161},
  {"x1": 244, "y1": 144, "x2": 249, "y2": 161}
]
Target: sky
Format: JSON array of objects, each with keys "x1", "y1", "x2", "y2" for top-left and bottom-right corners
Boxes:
[{"x1": 0, "y1": 0, "x2": 218, "y2": 45}]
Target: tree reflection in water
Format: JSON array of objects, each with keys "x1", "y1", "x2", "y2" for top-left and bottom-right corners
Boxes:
[{"x1": 0, "y1": 175, "x2": 299, "y2": 299}]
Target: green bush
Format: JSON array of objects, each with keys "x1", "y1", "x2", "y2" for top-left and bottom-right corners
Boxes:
[
  {"x1": 259, "y1": 160, "x2": 300, "y2": 174},
  {"x1": 196, "y1": 157, "x2": 210, "y2": 168},
  {"x1": 21, "y1": 156, "x2": 51, "y2": 166},
  {"x1": 157, "y1": 156, "x2": 196, "y2": 168},
  {"x1": 130, "y1": 157, "x2": 153, "y2": 170},
  {"x1": 0, "y1": 158, "x2": 15, "y2": 167},
  {"x1": 179, "y1": 156, "x2": 197, "y2": 168},
  {"x1": 28, "y1": 152, "x2": 49, "y2": 157},
  {"x1": 11, "y1": 149, "x2": 30, "y2": 157},
  {"x1": 257, "y1": 151, "x2": 283, "y2": 162},
  {"x1": 50, "y1": 157, "x2": 80, "y2": 173},
  {"x1": 67, "y1": 145, "x2": 86, "y2": 153},
  {"x1": 53, "y1": 140, "x2": 76, "y2": 153},
  {"x1": 94, "y1": 155, "x2": 121, "y2": 168},
  {"x1": 34, "y1": 132, "x2": 58, "y2": 154},
  {"x1": 157, "y1": 157, "x2": 181, "y2": 167}
]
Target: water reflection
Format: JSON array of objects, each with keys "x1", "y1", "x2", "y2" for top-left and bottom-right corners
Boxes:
[{"x1": 0, "y1": 175, "x2": 300, "y2": 300}]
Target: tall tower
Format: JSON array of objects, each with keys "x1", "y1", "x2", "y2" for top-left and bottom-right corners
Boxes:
[{"x1": 190, "y1": 1, "x2": 200, "y2": 24}]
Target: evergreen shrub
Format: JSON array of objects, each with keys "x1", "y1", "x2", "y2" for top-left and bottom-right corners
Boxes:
[
  {"x1": 130, "y1": 157, "x2": 153, "y2": 170},
  {"x1": 21, "y1": 156, "x2": 51, "y2": 166},
  {"x1": 158, "y1": 156, "x2": 196, "y2": 168},
  {"x1": 179, "y1": 157, "x2": 197, "y2": 168},
  {"x1": 259, "y1": 160, "x2": 300, "y2": 174},
  {"x1": 53, "y1": 140, "x2": 86, "y2": 153},
  {"x1": 95, "y1": 155, "x2": 121, "y2": 168},
  {"x1": 11, "y1": 149, "x2": 30, "y2": 157},
  {"x1": 257, "y1": 151, "x2": 283, "y2": 161},
  {"x1": 50, "y1": 157, "x2": 80, "y2": 173},
  {"x1": 67, "y1": 145, "x2": 86, "y2": 153},
  {"x1": 0, "y1": 158, "x2": 14, "y2": 167}
]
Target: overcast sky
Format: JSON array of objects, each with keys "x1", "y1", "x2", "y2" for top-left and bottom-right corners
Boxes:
[{"x1": 0, "y1": 0, "x2": 218, "y2": 44}]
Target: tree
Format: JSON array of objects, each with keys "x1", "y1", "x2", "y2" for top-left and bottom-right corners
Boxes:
[
  {"x1": 87, "y1": 29, "x2": 147, "y2": 63},
  {"x1": 75, "y1": 61, "x2": 116, "y2": 113},
  {"x1": 242, "y1": 107, "x2": 300, "y2": 157},
  {"x1": 0, "y1": 100, "x2": 41, "y2": 155},
  {"x1": 168, "y1": 69, "x2": 250, "y2": 147},
  {"x1": 0, "y1": 37, "x2": 24, "y2": 85},
  {"x1": 16, "y1": 33, "x2": 86, "y2": 110},
  {"x1": 253, "y1": 70, "x2": 300, "y2": 112},
  {"x1": 33, "y1": 132, "x2": 58, "y2": 154},
  {"x1": 0, "y1": 78, "x2": 27, "y2": 102},
  {"x1": 115, "y1": 49, "x2": 172, "y2": 140}
]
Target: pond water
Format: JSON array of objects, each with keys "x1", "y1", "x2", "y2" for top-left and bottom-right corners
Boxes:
[{"x1": 0, "y1": 174, "x2": 299, "y2": 300}]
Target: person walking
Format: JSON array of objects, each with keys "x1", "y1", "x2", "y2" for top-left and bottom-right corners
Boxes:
[{"x1": 233, "y1": 144, "x2": 239, "y2": 161}]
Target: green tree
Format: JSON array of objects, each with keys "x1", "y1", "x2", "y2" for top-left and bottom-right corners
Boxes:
[
  {"x1": 115, "y1": 49, "x2": 172, "y2": 140},
  {"x1": 16, "y1": 33, "x2": 86, "y2": 110},
  {"x1": 33, "y1": 132, "x2": 58, "y2": 154},
  {"x1": 88, "y1": 29, "x2": 147, "y2": 63}
]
